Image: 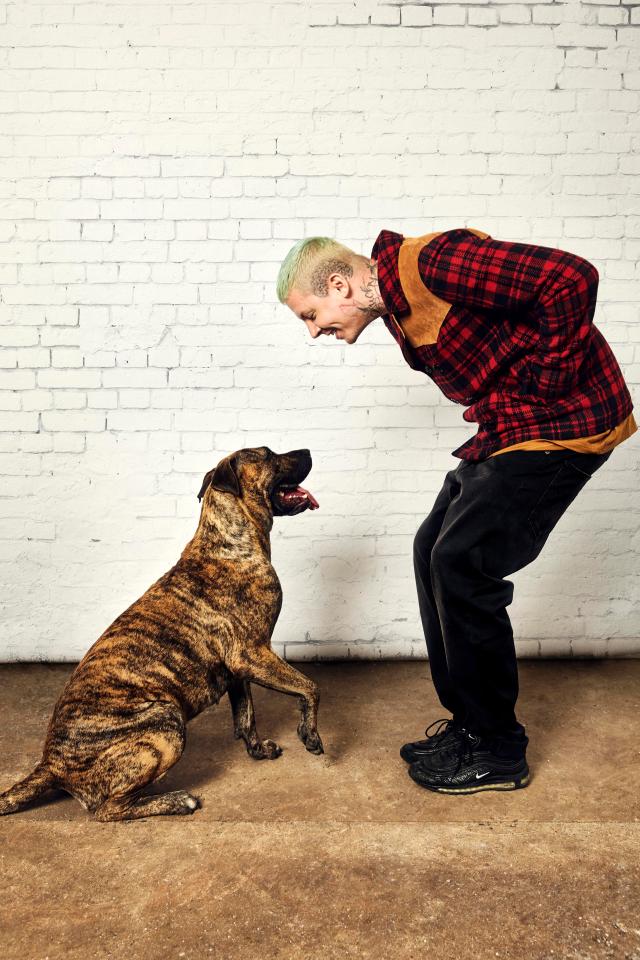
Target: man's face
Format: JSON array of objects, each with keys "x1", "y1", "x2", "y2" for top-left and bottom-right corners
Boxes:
[{"x1": 286, "y1": 271, "x2": 378, "y2": 345}]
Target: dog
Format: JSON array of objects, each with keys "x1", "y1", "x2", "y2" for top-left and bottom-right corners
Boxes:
[{"x1": 0, "y1": 446, "x2": 323, "y2": 821}]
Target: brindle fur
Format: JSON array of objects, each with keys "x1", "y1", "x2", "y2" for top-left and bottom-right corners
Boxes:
[{"x1": 0, "y1": 446, "x2": 323, "y2": 822}]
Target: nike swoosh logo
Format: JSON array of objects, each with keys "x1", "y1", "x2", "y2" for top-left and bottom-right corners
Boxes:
[{"x1": 475, "y1": 771, "x2": 490, "y2": 779}]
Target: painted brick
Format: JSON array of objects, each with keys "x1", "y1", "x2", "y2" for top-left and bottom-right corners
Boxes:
[{"x1": 0, "y1": 0, "x2": 637, "y2": 662}]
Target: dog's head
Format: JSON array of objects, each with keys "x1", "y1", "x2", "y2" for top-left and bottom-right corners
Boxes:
[{"x1": 197, "y1": 447, "x2": 319, "y2": 517}]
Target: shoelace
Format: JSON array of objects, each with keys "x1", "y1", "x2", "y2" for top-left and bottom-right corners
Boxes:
[{"x1": 424, "y1": 718, "x2": 456, "y2": 740}]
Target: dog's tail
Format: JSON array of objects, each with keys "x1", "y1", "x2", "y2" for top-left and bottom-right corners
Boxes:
[{"x1": 0, "y1": 762, "x2": 55, "y2": 816}]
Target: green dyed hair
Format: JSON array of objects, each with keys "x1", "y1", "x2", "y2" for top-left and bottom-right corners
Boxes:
[{"x1": 276, "y1": 237, "x2": 362, "y2": 303}]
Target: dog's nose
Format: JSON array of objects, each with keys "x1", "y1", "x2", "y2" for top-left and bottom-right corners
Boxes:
[{"x1": 290, "y1": 448, "x2": 311, "y2": 466}]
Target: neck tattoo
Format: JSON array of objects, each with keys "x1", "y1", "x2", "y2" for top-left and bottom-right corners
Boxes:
[{"x1": 354, "y1": 261, "x2": 385, "y2": 320}]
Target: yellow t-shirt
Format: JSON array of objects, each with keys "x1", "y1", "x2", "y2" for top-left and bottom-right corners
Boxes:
[{"x1": 488, "y1": 411, "x2": 637, "y2": 457}]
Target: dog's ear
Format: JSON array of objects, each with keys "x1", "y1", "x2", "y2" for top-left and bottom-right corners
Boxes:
[
  {"x1": 197, "y1": 469, "x2": 215, "y2": 502},
  {"x1": 198, "y1": 456, "x2": 240, "y2": 502}
]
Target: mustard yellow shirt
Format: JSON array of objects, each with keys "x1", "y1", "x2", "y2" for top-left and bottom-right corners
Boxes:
[{"x1": 488, "y1": 411, "x2": 637, "y2": 457}]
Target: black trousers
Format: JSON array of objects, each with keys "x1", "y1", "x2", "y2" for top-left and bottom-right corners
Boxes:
[{"x1": 413, "y1": 448, "x2": 612, "y2": 754}]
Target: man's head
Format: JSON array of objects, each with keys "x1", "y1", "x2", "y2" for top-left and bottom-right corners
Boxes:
[{"x1": 277, "y1": 237, "x2": 386, "y2": 345}]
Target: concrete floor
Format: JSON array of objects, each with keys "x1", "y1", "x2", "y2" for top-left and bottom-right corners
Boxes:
[{"x1": 1, "y1": 660, "x2": 639, "y2": 960}]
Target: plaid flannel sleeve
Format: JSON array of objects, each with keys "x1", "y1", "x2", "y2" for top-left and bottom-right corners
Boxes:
[{"x1": 418, "y1": 229, "x2": 600, "y2": 402}]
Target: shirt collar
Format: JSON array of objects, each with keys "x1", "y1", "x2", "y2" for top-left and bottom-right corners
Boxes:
[{"x1": 370, "y1": 229, "x2": 409, "y2": 316}]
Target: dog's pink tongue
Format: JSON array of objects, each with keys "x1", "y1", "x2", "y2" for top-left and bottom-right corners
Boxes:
[{"x1": 297, "y1": 486, "x2": 319, "y2": 509}]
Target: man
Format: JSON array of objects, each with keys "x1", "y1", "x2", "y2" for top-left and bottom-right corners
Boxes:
[{"x1": 276, "y1": 228, "x2": 636, "y2": 795}]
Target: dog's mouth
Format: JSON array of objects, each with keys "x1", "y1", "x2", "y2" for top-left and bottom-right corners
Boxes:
[
  {"x1": 271, "y1": 482, "x2": 320, "y2": 516},
  {"x1": 269, "y1": 450, "x2": 319, "y2": 517}
]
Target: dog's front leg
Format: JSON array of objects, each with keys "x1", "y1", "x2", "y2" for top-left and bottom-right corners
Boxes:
[
  {"x1": 227, "y1": 678, "x2": 282, "y2": 760},
  {"x1": 234, "y1": 648, "x2": 323, "y2": 755}
]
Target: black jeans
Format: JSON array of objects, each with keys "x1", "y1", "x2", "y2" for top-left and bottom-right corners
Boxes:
[{"x1": 413, "y1": 449, "x2": 612, "y2": 755}]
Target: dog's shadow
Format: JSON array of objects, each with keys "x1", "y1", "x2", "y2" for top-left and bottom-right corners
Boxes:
[
  {"x1": 144, "y1": 664, "x2": 344, "y2": 796},
  {"x1": 149, "y1": 692, "x2": 294, "y2": 794}
]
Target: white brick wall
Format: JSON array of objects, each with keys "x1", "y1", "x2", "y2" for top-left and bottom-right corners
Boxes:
[{"x1": 0, "y1": 0, "x2": 639, "y2": 661}]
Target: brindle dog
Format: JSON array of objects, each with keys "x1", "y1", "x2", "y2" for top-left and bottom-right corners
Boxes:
[{"x1": 0, "y1": 446, "x2": 323, "y2": 822}]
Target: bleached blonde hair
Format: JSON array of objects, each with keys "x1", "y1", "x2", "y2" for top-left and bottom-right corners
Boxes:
[{"x1": 276, "y1": 237, "x2": 364, "y2": 302}]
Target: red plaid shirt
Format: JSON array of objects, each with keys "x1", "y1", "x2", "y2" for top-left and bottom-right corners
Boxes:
[{"x1": 371, "y1": 228, "x2": 634, "y2": 461}]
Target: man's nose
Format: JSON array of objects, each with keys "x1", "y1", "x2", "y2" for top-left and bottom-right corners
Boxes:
[{"x1": 305, "y1": 320, "x2": 322, "y2": 339}]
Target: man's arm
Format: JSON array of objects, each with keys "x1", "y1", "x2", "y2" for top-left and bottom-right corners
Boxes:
[{"x1": 418, "y1": 229, "x2": 599, "y2": 403}]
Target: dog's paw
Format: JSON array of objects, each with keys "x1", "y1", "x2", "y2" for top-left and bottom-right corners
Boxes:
[
  {"x1": 247, "y1": 739, "x2": 283, "y2": 761},
  {"x1": 184, "y1": 793, "x2": 201, "y2": 813},
  {"x1": 261, "y1": 738, "x2": 283, "y2": 760},
  {"x1": 305, "y1": 735, "x2": 324, "y2": 755},
  {"x1": 169, "y1": 790, "x2": 201, "y2": 814},
  {"x1": 297, "y1": 723, "x2": 324, "y2": 755}
]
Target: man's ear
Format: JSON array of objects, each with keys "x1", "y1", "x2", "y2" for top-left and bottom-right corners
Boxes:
[{"x1": 197, "y1": 456, "x2": 240, "y2": 502}]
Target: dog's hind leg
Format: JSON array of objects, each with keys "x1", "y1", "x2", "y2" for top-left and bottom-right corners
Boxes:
[
  {"x1": 228, "y1": 679, "x2": 282, "y2": 760},
  {"x1": 95, "y1": 787, "x2": 200, "y2": 822},
  {"x1": 234, "y1": 648, "x2": 323, "y2": 755},
  {"x1": 78, "y1": 703, "x2": 199, "y2": 822}
]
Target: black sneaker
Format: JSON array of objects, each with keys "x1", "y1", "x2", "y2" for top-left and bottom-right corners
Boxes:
[
  {"x1": 399, "y1": 717, "x2": 464, "y2": 764},
  {"x1": 408, "y1": 729, "x2": 530, "y2": 794}
]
